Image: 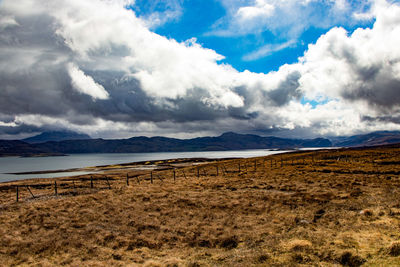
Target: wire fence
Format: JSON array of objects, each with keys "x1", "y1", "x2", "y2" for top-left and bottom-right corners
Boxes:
[{"x1": 1, "y1": 148, "x2": 398, "y2": 204}]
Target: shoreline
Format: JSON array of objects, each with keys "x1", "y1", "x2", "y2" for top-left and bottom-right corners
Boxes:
[
  {"x1": 0, "y1": 147, "x2": 305, "y2": 184},
  {"x1": 0, "y1": 157, "x2": 234, "y2": 185},
  {"x1": 0, "y1": 146, "x2": 358, "y2": 184}
]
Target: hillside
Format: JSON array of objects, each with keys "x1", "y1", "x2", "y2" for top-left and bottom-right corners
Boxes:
[
  {"x1": 2, "y1": 131, "x2": 400, "y2": 157},
  {"x1": 32, "y1": 132, "x2": 331, "y2": 154},
  {"x1": 23, "y1": 131, "x2": 91, "y2": 144},
  {"x1": 0, "y1": 140, "x2": 59, "y2": 157},
  {"x1": 332, "y1": 131, "x2": 400, "y2": 147},
  {"x1": 1, "y1": 146, "x2": 400, "y2": 266}
]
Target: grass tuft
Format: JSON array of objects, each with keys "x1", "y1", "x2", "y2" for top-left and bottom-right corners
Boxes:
[{"x1": 285, "y1": 239, "x2": 313, "y2": 252}]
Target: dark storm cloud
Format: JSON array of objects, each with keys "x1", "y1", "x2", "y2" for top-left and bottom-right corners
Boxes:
[
  {"x1": 342, "y1": 70, "x2": 400, "y2": 111},
  {"x1": 0, "y1": 124, "x2": 41, "y2": 135},
  {"x1": 0, "y1": 11, "x2": 237, "y2": 125},
  {"x1": 362, "y1": 114, "x2": 400, "y2": 124},
  {"x1": 0, "y1": 1, "x2": 277, "y2": 137},
  {"x1": 266, "y1": 71, "x2": 301, "y2": 106}
]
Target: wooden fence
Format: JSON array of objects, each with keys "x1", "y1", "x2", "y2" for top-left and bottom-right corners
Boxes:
[{"x1": 1, "y1": 150, "x2": 376, "y2": 203}]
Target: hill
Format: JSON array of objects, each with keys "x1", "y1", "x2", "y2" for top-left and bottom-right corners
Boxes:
[
  {"x1": 23, "y1": 131, "x2": 91, "y2": 144},
  {"x1": 2, "y1": 131, "x2": 400, "y2": 157},
  {"x1": 32, "y1": 132, "x2": 332, "y2": 154},
  {"x1": 331, "y1": 131, "x2": 400, "y2": 147},
  {"x1": 0, "y1": 140, "x2": 59, "y2": 157}
]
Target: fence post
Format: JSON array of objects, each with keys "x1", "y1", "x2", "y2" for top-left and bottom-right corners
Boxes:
[
  {"x1": 197, "y1": 167, "x2": 200, "y2": 178},
  {"x1": 216, "y1": 165, "x2": 219, "y2": 176},
  {"x1": 16, "y1": 185, "x2": 19, "y2": 202},
  {"x1": 150, "y1": 171, "x2": 153, "y2": 184},
  {"x1": 105, "y1": 176, "x2": 111, "y2": 189},
  {"x1": 238, "y1": 162, "x2": 241, "y2": 173},
  {"x1": 90, "y1": 176, "x2": 94, "y2": 188},
  {"x1": 254, "y1": 160, "x2": 257, "y2": 171},
  {"x1": 54, "y1": 181, "x2": 58, "y2": 196}
]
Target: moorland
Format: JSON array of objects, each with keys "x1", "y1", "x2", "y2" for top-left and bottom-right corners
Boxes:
[{"x1": 1, "y1": 145, "x2": 400, "y2": 266}]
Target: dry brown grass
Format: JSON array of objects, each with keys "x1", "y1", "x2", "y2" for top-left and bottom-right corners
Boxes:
[{"x1": 1, "y1": 146, "x2": 400, "y2": 266}]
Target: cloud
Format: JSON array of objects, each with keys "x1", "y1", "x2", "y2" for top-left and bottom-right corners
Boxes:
[
  {"x1": 0, "y1": 15, "x2": 19, "y2": 30},
  {"x1": 0, "y1": 0, "x2": 400, "y2": 139},
  {"x1": 127, "y1": 0, "x2": 184, "y2": 29},
  {"x1": 242, "y1": 40, "x2": 296, "y2": 61},
  {"x1": 0, "y1": 0, "x2": 276, "y2": 138},
  {"x1": 68, "y1": 63, "x2": 109, "y2": 100},
  {"x1": 299, "y1": 0, "x2": 400, "y2": 111},
  {"x1": 211, "y1": 0, "x2": 374, "y2": 38},
  {"x1": 237, "y1": 0, "x2": 275, "y2": 20}
]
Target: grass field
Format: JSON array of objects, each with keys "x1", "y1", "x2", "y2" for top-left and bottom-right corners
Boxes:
[{"x1": 1, "y1": 146, "x2": 400, "y2": 266}]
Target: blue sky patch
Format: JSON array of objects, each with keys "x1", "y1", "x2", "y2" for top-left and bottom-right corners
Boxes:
[
  {"x1": 301, "y1": 97, "x2": 330, "y2": 109},
  {"x1": 129, "y1": 0, "x2": 375, "y2": 73}
]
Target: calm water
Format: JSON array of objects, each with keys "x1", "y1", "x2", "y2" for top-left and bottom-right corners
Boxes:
[{"x1": 0, "y1": 149, "x2": 290, "y2": 183}]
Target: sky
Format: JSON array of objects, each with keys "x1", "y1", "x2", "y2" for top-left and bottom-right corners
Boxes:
[{"x1": 0, "y1": 0, "x2": 400, "y2": 139}]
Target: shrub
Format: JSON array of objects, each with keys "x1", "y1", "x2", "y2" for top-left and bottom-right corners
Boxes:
[
  {"x1": 219, "y1": 236, "x2": 238, "y2": 249},
  {"x1": 338, "y1": 251, "x2": 365, "y2": 267},
  {"x1": 388, "y1": 242, "x2": 400, "y2": 257}
]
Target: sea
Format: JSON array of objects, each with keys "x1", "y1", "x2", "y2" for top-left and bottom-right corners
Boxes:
[{"x1": 0, "y1": 149, "x2": 292, "y2": 183}]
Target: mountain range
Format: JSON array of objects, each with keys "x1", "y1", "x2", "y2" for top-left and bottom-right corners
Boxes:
[
  {"x1": 1, "y1": 130, "x2": 400, "y2": 157},
  {"x1": 330, "y1": 131, "x2": 400, "y2": 147},
  {"x1": 22, "y1": 131, "x2": 91, "y2": 144}
]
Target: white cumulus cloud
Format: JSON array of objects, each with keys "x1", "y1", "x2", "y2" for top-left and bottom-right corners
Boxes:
[
  {"x1": 68, "y1": 63, "x2": 109, "y2": 100},
  {"x1": 237, "y1": 0, "x2": 275, "y2": 20}
]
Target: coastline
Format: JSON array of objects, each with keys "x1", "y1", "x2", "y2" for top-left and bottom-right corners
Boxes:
[
  {"x1": 0, "y1": 157, "x2": 232, "y2": 185},
  {"x1": 0, "y1": 148, "x2": 296, "y2": 184},
  {"x1": 0, "y1": 147, "x2": 346, "y2": 184}
]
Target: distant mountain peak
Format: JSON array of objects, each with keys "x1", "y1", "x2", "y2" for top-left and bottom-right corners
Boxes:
[
  {"x1": 22, "y1": 130, "x2": 91, "y2": 144},
  {"x1": 220, "y1": 132, "x2": 239, "y2": 137},
  {"x1": 219, "y1": 132, "x2": 252, "y2": 138}
]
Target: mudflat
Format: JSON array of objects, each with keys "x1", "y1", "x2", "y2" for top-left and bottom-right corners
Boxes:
[{"x1": 1, "y1": 146, "x2": 400, "y2": 266}]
